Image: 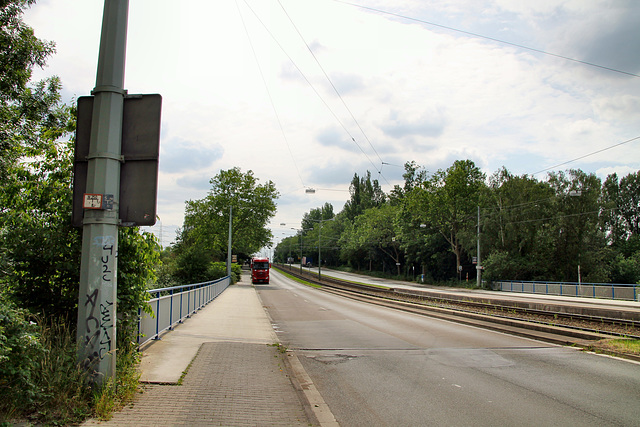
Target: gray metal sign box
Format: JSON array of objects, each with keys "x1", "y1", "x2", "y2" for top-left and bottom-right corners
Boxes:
[{"x1": 73, "y1": 94, "x2": 162, "y2": 227}]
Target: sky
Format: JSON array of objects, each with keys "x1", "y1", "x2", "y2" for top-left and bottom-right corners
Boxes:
[{"x1": 24, "y1": 0, "x2": 640, "y2": 249}]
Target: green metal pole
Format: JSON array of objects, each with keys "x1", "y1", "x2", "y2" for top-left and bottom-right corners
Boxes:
[
  {"x1": 476, "y1": 205, "x2": 482, "y2": 288},
  {"x1": 76, "y1": 0, "x2": 128, "y2": 386},
  {"x1": 227, "y1": 205, "x2": 232, "y2": 277},
  {"x1": 318, "y1": 223, "x2": 322, "y2": 282}
]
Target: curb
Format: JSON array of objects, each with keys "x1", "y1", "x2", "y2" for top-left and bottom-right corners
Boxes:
[{"x1": 255, "y1": 285, "x2": 340, "y2": 427}]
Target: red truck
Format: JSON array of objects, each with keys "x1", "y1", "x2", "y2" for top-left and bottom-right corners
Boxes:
[{"x1": 250, "y1": 257, "x2": 270, "y2": 284}]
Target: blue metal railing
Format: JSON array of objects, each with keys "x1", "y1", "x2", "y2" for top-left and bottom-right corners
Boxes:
[
  {"x1": 137, "y1": 276, "x2": 231, "y2": 347},
  {"x1": 493, "y1": 280, "x2": 638, "y2": 301}
]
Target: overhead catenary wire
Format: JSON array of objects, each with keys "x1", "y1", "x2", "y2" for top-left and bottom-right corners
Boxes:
[
  {"x1": 502, "y1": 207, "x2": 614, "y2": 226},
  {"x1": 276, "y1": 0, "x2": 388, "y2": 172},
  {"x1": 531, "y1": 135, "x2": 640, "y2": 176},
  {"x1": 236, "y1": 0, "x2": 307, "y2": 189},
  {"x1": 334, "y1": 0, "x2": 640, "y2": 79},
  {"x1": 240, "y1": 0, "x2": 391, "y2": 186}
]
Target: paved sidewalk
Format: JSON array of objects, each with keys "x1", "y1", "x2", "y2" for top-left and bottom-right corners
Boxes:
[{"x1": 83, "y1": 279, "x2": 316, "y2": 426}]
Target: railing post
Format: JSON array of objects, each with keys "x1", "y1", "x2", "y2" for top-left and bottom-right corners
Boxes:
[
  {"x1": 179, "y1": 292, "x2": 183, "y2": 323},
  {"x1": 169, "y1": 289, "x2": 173, "y2": 330},
  {"x1": 154, "y1": 291, "x2": 160, "y2": 340},
  {"x1": 187, "y1": 288, "x2": 191, "y2": 317},
  {"x1": 137, "y1": 307, "x2": 141, "y2": 344}
]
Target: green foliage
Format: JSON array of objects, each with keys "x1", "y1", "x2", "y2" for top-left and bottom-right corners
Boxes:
[
  {"x1": 0, "y1": 1, "x2": 160, "y2": 423},
  {"x1": 155, "y1": 246, "x2": 179, "y2": 288},
  {"x1": 0, "y1": 297, "x2": 43, "y2": 410},
  {"x1": 400, "y1": 160, "x2": 486, "y2": 278},
  {"x1": 0, "y1": 83, "x2": 80, "y2": 318},
  {"x1": 207, "y1": 261, "x2": 227, "y2": 281},
  {"x1": 277, "y1": 162, "x2": 639, "y2": 286},
  {"x1": 93, "y1": 348, "x2": 141, "y2": 421},
  {"x1": 0, "y1": 303, "x2": 94, "y2": 424},
  {"x1": 173, "y1": 167, "x2": 278, "y2": 284},
  {"x1": 601, "y1": 171, "x2": 640, "y2": 243},
  {"x1": 342, "y1": 171, "x2": 385, "y2": 220},
  {"x1": 231, "y1": 262, "x2": 242, "y2": 283},
  {"x1": 0, "y1": 0, "x2": 54, "y2": 102},
  {"x1": 349, "y1": 204, "x2": 403, "y2": 275},
  {"x1": 117, "y1": 227, "x2": 160, "y2": 356},
  {"x1": 301, "y1": 202, "x2": 334, "y2": 232},
  {"x1": 206, "y1": 262, "x2": 242, "y2": 283},
  {"x1": 610, "y1": 252, "x2": 640, "y2": 284}
]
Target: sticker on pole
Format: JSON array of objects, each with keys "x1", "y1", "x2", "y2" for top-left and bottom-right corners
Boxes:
[{"x1": 83, "y1": 193, "x2": 103, "y2": 209}]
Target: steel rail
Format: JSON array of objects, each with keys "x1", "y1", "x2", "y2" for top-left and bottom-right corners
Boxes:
[{"x1": 273, "y1": 265, "x2": 640, "y2": 339}]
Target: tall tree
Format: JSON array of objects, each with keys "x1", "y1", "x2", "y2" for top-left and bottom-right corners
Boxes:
[
  {"x1": 0, "y1": 0, "x2": 162, "y2": 325},
  {"x1": 481, "y1": 168, "x2": 555, "y2": 280},
  {"x1": 1, "y1": 0, "x2": 55, "y2": 181},
  {"x1": 338, "y1": 204, "x2": 404, "y2": 275},
  {"x1": 389, "y1": 160, "x2": 428, "y2": 203},
  {"x1": 421, "y1": 160, "x2": 486, "y2": 275},
  {"x1": 342, "y1": 171, "x2": 385, "y2": 220},
  {"x1": 546, "y1": 170, "x2": 606, "y2": 282},
  {"x1": 602, "y1": 171, "x2": 640, "y2": 243},
  {"x1": 175, "y1": 168, "x2": 278, "y2": 282},
  {"x1": 301, "y1": 202, "x2": 334, "y2": 231}
]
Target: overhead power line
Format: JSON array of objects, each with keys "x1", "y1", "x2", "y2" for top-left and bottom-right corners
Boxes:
[
  {"x1": 241, "y1": 0, "x2": 392, "y2": 186},
  {"x1": 277, "y1": 0, "x2": 387, "y2": 169},
  {"x1": 532, "y1": 135, "x2": 640, "y2": 175},
  {"x1": 334, "y1": 0, "x2": 640, "y2": 78},
  {"x1": 236, "y1": 0, "x2": 306, "y2": 189}
]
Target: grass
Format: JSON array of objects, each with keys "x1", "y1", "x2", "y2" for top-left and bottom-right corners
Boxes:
[
  {"x1": 93, "y1": 349, "x2": 143, "y2": 421},
  {"x1": 332, "y1": 276, "x2": 391, "y2": 290},
  {"x1": 0, "y1": 317, "x2": 94, "y2": 425},
  {"x1": 268, "y1": 343, "x2": 288, "y2": 354},
  {"x1": 274, "y1": 265, "x2": 390, "y2": 290},
  {"x1": 1, "y1": 317, "x2": 143, "y2": 425},
  {"x1": 332, "y1": 265, "x2": 483, "y2": 290},
  {"x1": 273, "y1": 267, "x2": 322, "y2": 288},
  {"x1": 595, "y1": 338, "x2": 640, "y2": 355}
]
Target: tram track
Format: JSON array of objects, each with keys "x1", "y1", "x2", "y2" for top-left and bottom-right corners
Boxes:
[{"x1": 273, "y1": 265, "x2": 640, "y2": 345}]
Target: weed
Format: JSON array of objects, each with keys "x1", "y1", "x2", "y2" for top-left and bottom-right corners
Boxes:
[
  {"x1": 268, "y1": 343, "x2": 288, "y2": 354},
  {"x1": 93, "y1": 349, "x2": 142, "y2": 420},
  {"x1": 0, "y1": 311, "x2": 95, "y2": 425}
]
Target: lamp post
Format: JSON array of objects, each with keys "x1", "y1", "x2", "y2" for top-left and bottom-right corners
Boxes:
[
  {"x1": 291, "y1": 228, "x2": 303, "y2": 274},
  {"x1": 476, "y1": 206, "x2": 482, "y2": 288},
  {"x1": 227, "y1": 205, "x2": 232, "y2": 277},
  {"x1": 569, "y1": 190, "x2": 582, "y2": 287},
  {"x1": 419, "y1": 224, "x2": 427, "y2": 282},
  {"x1": 313, "y1": 217, "x2": 334, "y2": 282}
]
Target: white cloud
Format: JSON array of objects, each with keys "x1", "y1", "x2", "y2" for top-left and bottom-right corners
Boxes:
[{"x1": 23, "y1": 0, "x2": 640, "y2": 246}]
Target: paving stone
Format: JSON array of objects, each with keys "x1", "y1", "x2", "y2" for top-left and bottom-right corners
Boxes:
[{"x1": 83, "y1": 342, "x2": 312, "y2": 426}]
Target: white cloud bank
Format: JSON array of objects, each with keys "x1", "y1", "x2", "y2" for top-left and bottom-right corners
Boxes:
[{"x1": 24, "y1": 0, "x2": 640, "y2": 247}]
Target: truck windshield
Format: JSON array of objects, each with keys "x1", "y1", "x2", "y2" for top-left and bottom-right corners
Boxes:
[{"x1": 253, "y1": 262, "x2": 269, "y2": 270}]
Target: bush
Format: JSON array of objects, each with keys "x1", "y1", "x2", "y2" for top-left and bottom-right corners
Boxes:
[
  {"x1": 0, "y1": 298, "x2": 44, "y2": 413},
  {"x1": 0, "y1": 299, "x2": 93, "y2": 424},
  {"x1": 231, "y1": 263, "x2": 242, "y2": 283},
  {"x1": 207, "y1": 262, "x2": 242, "y2": 283}
]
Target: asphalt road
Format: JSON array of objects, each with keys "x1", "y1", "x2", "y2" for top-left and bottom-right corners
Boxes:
[{"x1": 258, "y1": 269, "x2": 640, "y2": 427}]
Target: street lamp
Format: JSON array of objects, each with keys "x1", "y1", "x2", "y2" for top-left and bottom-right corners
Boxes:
[
  {"x1": 311, "y1": 217, "x2": 335, "y2": 282},
  {"x1": 291, "y1": 227, "x2": 303, "y2": 274},
  {"x1": 227, "y1": 205, "x2": 232, "y2": 277}
]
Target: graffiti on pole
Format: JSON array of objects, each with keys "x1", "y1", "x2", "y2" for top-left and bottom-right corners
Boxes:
[{"x1": 80, "y1": 238, "x2": 115, "y2": 378}]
